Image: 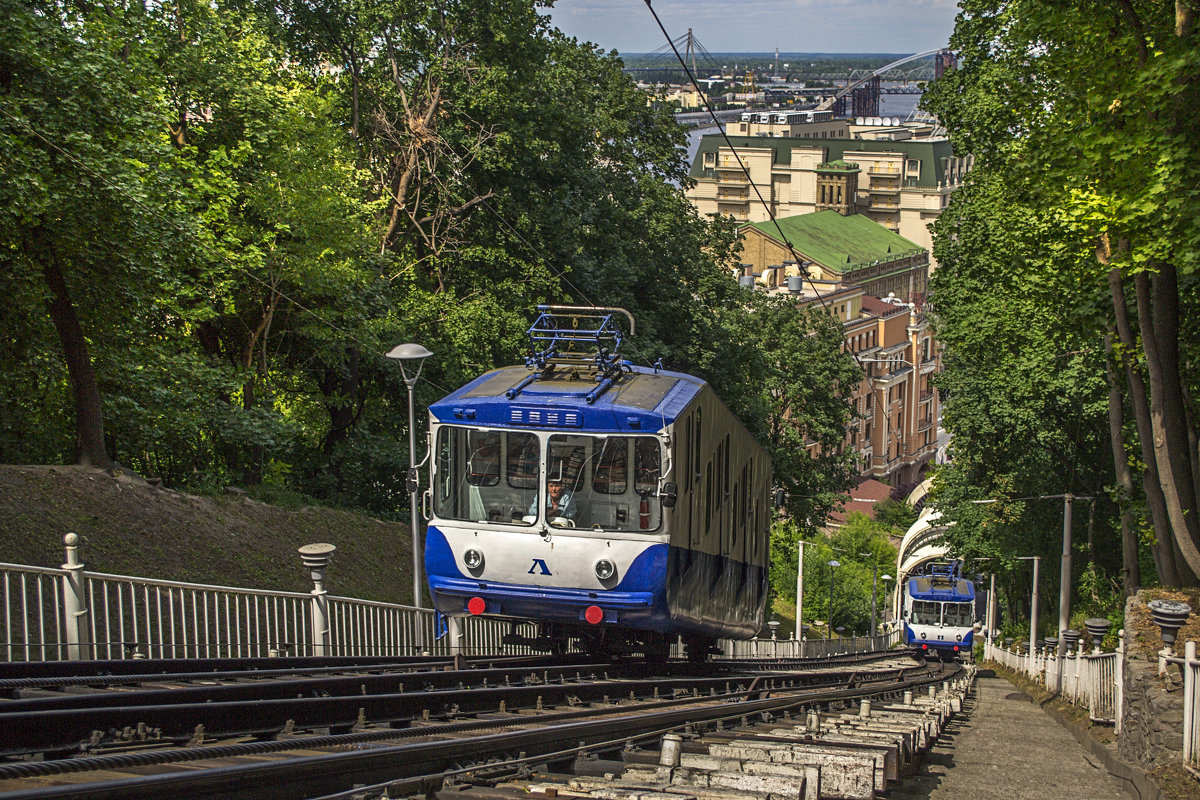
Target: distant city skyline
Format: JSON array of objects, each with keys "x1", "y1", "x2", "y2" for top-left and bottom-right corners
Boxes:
[{"x1": 544, "y1": 0, "x2": 959, "y2": 55}]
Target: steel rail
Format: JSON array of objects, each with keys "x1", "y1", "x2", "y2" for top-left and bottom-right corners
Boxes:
[
  {"x1": 0, "y1": 653, "x2": 570, "y2": 687},
  {"x1": 2, "y1": 662, "x2": 615, "y2": 711},
  {"x1": 0, "y1": 662, "x2": 915, "y2": 756},
  {"x1": 0, "y1": 662, "x2": 914, "y2": 780},
  {"x1": 0, "y1": 660, "x2": 957, "y2": 800}
]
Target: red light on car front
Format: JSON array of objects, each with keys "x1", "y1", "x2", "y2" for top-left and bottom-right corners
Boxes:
[
  {"x1": 467, "y1": 596, "x2": 486, "y2": 615},
  {"x1": 584, "y1": 605, "x2": 604, "y2": 625}
]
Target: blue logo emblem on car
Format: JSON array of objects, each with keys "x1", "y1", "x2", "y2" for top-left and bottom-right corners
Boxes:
[{"x1": 528, "y1": 558, "x2": 552, "y2": 575}]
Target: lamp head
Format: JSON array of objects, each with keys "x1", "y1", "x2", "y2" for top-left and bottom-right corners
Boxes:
[
  {"x1": 386, "y1": 343, "x2": 433, "y2": 362},
  {"x1": 386, "y1": 342, "x2": 433, "y2": 384}
]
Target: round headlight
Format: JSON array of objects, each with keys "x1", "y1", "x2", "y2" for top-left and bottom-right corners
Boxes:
[
  {"x1": 920, "y1": 631, "x2": 927, "y2": 639},
  {"x1": 594, "y1": 558, "x2": 616, "y2": 580},
  {"x1": 464, "y1": 548, "x2": 484, "y2": 569},
  {"x1": 956, "y1": 634, "x2": 962, "y2": 642}
]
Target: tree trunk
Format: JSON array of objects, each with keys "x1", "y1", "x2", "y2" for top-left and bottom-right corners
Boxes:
[
  {"x1": 320, "y1": 348, "x2": 363, "y2": 458},
  {"x1": 41, "y1": 256, "x2": 113, "y2": 468},
  {"x1": 1104, "y1": 338, "x2": 1140, "y2": 594},
  {"x1": 1108, "y1": 267, "x2": 1179, "y2": 584},
  {"x1": 1134, "y1": 268, "x2": 1200, "y2": 581}
]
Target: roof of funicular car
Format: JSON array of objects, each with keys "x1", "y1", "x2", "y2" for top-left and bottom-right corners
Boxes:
[
  {"x1": 428, "y1": 364, "x2": 705, "y2": 432},
  {"x1": 908, "y1": 575, "x2": 976, "y2": 602}
]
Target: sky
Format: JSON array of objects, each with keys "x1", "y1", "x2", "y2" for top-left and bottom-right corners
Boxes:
[{"x1": 544, "y1": 0, "x2": 960, "y2": 55}]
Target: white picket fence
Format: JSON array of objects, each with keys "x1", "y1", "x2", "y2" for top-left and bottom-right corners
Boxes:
[
  {"x1": 984, "y1": 638, "x2": 1122, "y2": 728},
  {"x1": 985, "y1": 636, "x2": 1200, "y2": 775}
]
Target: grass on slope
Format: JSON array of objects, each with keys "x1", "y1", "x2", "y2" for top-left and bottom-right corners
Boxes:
[{"x1": 0, "y1": 465, "x2": 415, "y2": 605}]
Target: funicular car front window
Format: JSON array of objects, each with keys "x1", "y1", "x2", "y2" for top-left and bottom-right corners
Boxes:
[
  {"x1": 943, "y1": 602, "x2": 973, "y2": 627},
  {"x1": 547, "y1": 434, "x2": 663, "y2": 532},
  {"x1": 911, "y1": 600, "x2": 941, "y2": 626},
  {"x1": 434, "y1": 426, "x2": 538, "y2": 525}
]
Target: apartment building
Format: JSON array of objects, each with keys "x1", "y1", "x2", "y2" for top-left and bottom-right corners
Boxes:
[
  {"x1": 730, "y1": 109, "x2": 849, "y2": 139},
  {"x1": 759, "y1": 274, "x2": 940, "y2": 490},
  {"x1": 686, "y1": 134, "x2": 971, "y2": 264}
]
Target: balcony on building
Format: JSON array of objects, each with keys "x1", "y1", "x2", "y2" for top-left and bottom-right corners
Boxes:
[{"x1": 716, "y1": 186, "x2": 751, "y2": 200}]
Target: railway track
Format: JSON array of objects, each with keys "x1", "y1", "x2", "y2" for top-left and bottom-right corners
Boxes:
[{"x1": 0, "y1": 649, "x2": 970, "y2": 799}]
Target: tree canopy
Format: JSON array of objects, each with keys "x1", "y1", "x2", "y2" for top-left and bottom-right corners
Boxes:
[
  {"x1": 1, "y1": 0, "x2": 859, "y2": 530},
  {"x1": 921, "y1": 0, "x2": 1200, "y2": 602}
]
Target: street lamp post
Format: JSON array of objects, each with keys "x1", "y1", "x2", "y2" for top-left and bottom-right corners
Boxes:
[
  {"x1": 795, "y1": 540, "x2": 805, "y2": 639},
  {"x1": 880, "y1": 574, "x2": 893, "y2": 632},
  {"x1": 386, "y1": 343, "x2": 433, "y2": 609},
  {"x1": 1057, "y1": 493, "x2": 1073, "y2": 660},
  {"x1": 861, "y1": 552, "x2": 879, "y2": 634},
  {"x1": 826, "y1": 559, "x2": 840, "y2": 638}
]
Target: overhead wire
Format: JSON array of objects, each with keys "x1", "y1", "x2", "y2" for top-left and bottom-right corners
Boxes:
[
  {"x1": 639, "y1": 0, "x2": 833, "y2": 315},
  {"x1": 638, "y1": 0, "x2": 930, "y2": 465}
]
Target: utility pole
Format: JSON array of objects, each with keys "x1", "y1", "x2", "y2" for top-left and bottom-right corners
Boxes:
[{"x1": 795, "y1": 539, "x2": 805, "y2": 639}]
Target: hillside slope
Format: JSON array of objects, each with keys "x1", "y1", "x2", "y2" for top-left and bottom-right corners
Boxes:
[{"x1": 0, "y1": 465, "x2": 414, "y2": 604}]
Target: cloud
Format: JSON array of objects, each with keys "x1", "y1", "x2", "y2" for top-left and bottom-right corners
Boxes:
[{"x1": 547, "y1": 0, "x2": 957, "y2": 54}]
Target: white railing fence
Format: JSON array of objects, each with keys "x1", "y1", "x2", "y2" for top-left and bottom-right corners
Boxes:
[
  {"x1": 714, "y1": 629, "x2": 900, "y2": 660},
  {"x1": 3, "y1": 534, "x2": 901, "y2": 663},
  {"x1": 984, "y1": 637, "x2": 1123, "y2": 730},
  {"x1": 1174, "y1": 641, "x2": 1199, "y2": 773},
  {"x1": 2, "y1": 535, "x2": 541, "y2": 661},
  {"x1": 986, "y1": 634, "x2": 1200, "y2": 777}
]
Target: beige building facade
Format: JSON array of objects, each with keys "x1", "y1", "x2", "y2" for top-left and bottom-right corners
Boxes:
[
  {"x1": 687, "y1": 134, "x2": 971, "y2": 264},
  {"x1": 780, "y1": 284, "x2": 940, "y2": 488}
]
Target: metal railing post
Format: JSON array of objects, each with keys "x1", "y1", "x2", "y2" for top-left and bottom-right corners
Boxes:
[
  {"x1": 299, "y1": 544, "x2": 336, "y2": 656},
  {"x1": 1115, "y1": 629, "x2": 1125, "y2": 735},
  {"x1": 1183, "y1": 640, "x2": 1196, "y2": 764},
  {"x1": 61, "y1": 533, "x2": 90, "y2": 660}
]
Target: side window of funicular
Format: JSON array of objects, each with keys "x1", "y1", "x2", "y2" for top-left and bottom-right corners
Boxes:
[{"x1": 434, "y1": 426, "x2": 461, "y2": 518}]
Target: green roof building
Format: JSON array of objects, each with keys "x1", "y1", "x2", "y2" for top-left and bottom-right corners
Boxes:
[{"x1": 739, "y1": 211, "x2": 929, "y2": 301}]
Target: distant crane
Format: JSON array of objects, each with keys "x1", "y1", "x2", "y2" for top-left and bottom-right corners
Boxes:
[{"x1": 742, "y1": 69, "x2": 757, "y2": 102}]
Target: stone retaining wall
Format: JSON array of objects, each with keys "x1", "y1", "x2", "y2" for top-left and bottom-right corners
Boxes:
[{"x1": 1118, "y1": 592, "x2": 1186, "y2": 769}]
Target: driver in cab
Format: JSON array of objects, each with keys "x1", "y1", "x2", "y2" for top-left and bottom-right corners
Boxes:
[{"x1": 530, "y1": 466, "x2": 577, "y2": 524}]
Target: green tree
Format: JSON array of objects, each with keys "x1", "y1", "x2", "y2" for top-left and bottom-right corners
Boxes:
[
  {"x1": 921, "y1": 0, "x2": 1200, "y2": 590},
  {"x1": 771, "y1": 514, "x2": 898, "y2": 636},
  {"x1": 755, "y1": 298, "x2": 862, "y2": 529},
  {"x1": 0, "y1": 0, "x2": 196, "y2": 468},
  {"x1": 873, "y1": 498, "x2": 918, "y2": 533}
]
